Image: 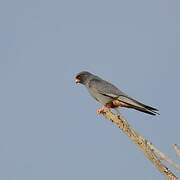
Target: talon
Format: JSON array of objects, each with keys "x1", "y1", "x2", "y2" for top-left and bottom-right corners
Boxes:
[{"x1": 96, "y1": 106, "x2": 109, "y2": 114}]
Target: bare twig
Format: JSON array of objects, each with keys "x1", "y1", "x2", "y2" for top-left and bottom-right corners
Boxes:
[
  {"x1": 148, "y1": 142, "x2": 180, "y2": 171},
  {"x1": 99, "y1": 109, "x2": 179, "y2": 180},
  {"x1": 173, "y1": 144, "x2": 180, "y2": 157}
]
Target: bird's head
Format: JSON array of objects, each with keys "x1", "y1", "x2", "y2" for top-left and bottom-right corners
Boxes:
[{"x1": 75, "y1": 71, "x2": 92, "y2": 85}]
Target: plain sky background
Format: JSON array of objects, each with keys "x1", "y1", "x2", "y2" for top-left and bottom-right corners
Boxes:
[{"x1": 0, "y1": 0, "x2": 180, "y2": 179}]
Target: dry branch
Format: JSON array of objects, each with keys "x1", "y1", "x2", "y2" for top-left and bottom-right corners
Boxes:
[
  {"x1": 173, "y1": 144, "x2": 180, "y2": 157},
  {"x1": 99, "y1": 109, "x2": 179, "y2": 180}
]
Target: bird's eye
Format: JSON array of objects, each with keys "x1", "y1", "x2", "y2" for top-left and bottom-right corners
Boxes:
[
  {"x1": 76, "y1": 75, "x2": 80, "y2": 79},
  {"x1": 75, "y1": 75, "x2": 81, "y2": 84}
]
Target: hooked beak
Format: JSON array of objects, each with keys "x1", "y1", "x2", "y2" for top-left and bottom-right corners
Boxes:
[{"x1": 75, "y1": 78, "x2": 80, "y2": 84}]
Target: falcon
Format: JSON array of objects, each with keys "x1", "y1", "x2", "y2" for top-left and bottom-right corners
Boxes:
[{"x1": 75, "y1": 71, "x2": 159, "y2": 115}]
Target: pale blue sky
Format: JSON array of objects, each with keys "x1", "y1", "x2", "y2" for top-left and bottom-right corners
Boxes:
[{"x1": 0, "y1": 0, "x2": 179, "y2": 179}]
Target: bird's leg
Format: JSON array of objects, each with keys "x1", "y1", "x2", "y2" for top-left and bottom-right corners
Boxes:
[{"x1": 96, "y1": 106, "x2": 109, "y2": 114}]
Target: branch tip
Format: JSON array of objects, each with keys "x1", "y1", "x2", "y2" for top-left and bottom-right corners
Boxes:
[{"x1": 99, "y1": 110, "x2": 179, "y2": 179}]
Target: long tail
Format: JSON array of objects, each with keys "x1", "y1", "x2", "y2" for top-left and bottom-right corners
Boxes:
[{"x1": 118, "y1": 95, "x2": 159, "y2": 116}]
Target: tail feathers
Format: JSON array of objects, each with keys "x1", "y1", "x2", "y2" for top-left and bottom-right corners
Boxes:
[
  {"x1": 131, "y1": 98, "x2": 159, "y2": 112},
  {"x1": 118, "y1": 95, "x2": 159, "y2": 116},
  {"x1": 127, "y1": 104, "x2": 159, "y2": 116}
]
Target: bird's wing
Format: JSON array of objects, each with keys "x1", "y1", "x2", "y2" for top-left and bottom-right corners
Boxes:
[
  {"x1": 88, "y1": 77, "x2": 159, "y2": 115},
  {"x1": 88, "y1": 78, "x2": 126, "y2": 98}
]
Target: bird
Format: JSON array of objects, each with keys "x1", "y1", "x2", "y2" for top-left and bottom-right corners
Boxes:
[{"x1": 75, "y1": 71, "x2": 159, "y2": 115}]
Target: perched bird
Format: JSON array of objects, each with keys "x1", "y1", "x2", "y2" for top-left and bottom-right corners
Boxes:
[{"x1": 75, "y1": 71, "x2": 159, "y2": 115}]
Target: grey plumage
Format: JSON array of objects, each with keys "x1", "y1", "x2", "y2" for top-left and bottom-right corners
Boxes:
[{"x1": 75, "y1": 71, "x2": 159, "y2": 115}]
